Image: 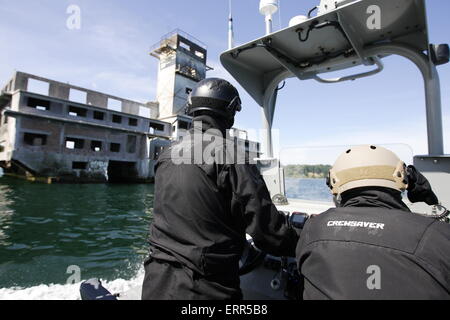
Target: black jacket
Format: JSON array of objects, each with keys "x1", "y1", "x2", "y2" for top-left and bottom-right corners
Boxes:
[
  {"x1": 148, "y1": 117, "x2": 298, "y2": 287},
  {"x1": 296, "y1": 188, "x2": 450, "y2": 300}
]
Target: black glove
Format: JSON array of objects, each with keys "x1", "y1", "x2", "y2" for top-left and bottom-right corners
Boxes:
[{"x1": 406, "y1": 165, "x2": 439, "y2": 206}]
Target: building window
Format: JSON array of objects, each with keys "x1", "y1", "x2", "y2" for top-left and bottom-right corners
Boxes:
[
  {"x1": 112, "y1": 114, "x2": 122, "y2": 124},
  {"x1": 139, "y1": 106, "x2": 151, "y2": 118},
  {"x1": 24, "y1": 133, "x2": 47, "y2": 146},
  {"x1": 72, "y1": 162, "x2": 88, "y2": 170},
  {"x1": 150, "y1": 122, "x2": 165, "y2": 132},
  {"x1": 110, "y1": 143, "x2": 121, "y2": 153},
  {"x1": 185, "y1": 87, "x2": 192, "y2": 94},
  {"x1": 153, "y1": 146, "x2": 164, "y2": 160},
  {"x1": 68, "y1": 105, "x2": 87, "y2": 117},
  {"x1": 69, "y1": 89, "x2": 87, "y2": 104},
  {"x1": 178, "y1": 121, "x2": 190, "y2": 130},
  {"x1": 27, "y1": 79, "x2": 49, "y2": 95},
  {"x1": 65, "y1": 137, "x2": 84, "y2": 150},
  {"x1": 128, "y1": 118, "x2": 138, "y2": 127},
  {"x1": 27, "y1": 97, "x2": 50, "y2": 111},
  {"x1": 91, "y1": 141, "x2": 102, "y2": 152},
  {"x1": 195, "y1": 51, "x2": 205, "y2": 59},
  {"x1": 93, "y1": 111, "x2": 105, "y2": 120},
  {"x1": 108, "y1": 98, "x2": 122, "y2": 112},
  {"x1": 179, "y1": 41, "x2": 191, "y2": 51},
  {"x1": 126, "y1": 135, "x2": 137, "y2": 153}
]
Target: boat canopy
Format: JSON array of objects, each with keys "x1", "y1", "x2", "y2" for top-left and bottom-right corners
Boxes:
[{"x1": 220, "y1": 0, "x2": 448, "y2": 157}]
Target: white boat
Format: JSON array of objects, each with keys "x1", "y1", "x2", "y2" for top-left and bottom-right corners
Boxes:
[
  {"x1": 226, "y1": 0, "x2": 449, "y2": 299},
  {"x1": 81, "y1": 0, "x2": 449, "y2": 300}
]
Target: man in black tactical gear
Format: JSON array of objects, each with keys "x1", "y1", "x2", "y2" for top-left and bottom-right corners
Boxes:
[
  {"x1": 296, "y1": 145, "x2": 450, "y2": 300},
  {"x1": 142, "y1": 78, "x2": 298, "y2": 300}
]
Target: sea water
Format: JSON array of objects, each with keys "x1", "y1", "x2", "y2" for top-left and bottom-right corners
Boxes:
[
  {"x1": 0, "y1": 177, "x2": 153, "y2": 299},
  {"x1": 0, "y1": 176, "x2": 330, "y2": 300},
  {"x1": 285, "y1": 178, "x2": 333, "y2": 202}
]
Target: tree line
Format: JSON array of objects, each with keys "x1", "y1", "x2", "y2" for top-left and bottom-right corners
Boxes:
[{"x1": 283, "y1": 164, "x2": 332, "y2": 179}]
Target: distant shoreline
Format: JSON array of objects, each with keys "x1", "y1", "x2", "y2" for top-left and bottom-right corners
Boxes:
[
  {"x1": 283, "y1": 164, "x2": 331, "y2": 179},
  {"x1": 285, "y1": 175, "x2": 327, "y2": 179}
]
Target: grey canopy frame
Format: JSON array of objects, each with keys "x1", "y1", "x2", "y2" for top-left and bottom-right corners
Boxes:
[{"x1": 220, "y1": 0, "x2": 446, "y2": 158}]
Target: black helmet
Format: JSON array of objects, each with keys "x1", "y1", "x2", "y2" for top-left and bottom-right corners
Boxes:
[{"x1": 185, "y1": 78, "x2": 242, "y2": 119}]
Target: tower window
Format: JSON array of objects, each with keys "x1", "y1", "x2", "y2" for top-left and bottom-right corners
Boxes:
[
  {"x1": 195, "y1": 51, "x2": 205, "y2": 59},
  {"x1": 179, "y1": 41, "x2": 191, "y2": 51},
  {"x1": 185, "y1": 88, "x2": 192, "y2": 94}
]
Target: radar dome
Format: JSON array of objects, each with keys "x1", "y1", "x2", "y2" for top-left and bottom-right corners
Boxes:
[
  {"x1": 289, "y1": 15, "x2": 308, "y2": 27},
  {"x1": 259, "y1": 0, "x2": 279, "y2": 16}
]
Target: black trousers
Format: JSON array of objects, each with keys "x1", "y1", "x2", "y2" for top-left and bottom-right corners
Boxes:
[{"x1": 141, "y1": 258, "x2": 243, "y2": 300}]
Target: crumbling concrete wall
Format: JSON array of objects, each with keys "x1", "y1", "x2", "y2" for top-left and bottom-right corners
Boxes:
[
  {"x1": 13, "y1": 114, "x2": 150, "y2": 181},
  {"x1": 1, "y1": 72, "x2": 172, "y2": 182},
  {"x1": 10, "y1": 71, "x2": 156, "y2": 119}
]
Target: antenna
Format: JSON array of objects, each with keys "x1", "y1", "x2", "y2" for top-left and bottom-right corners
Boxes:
[
  {"x1": 259, "y1": 0, "x2": 279, "y2": 35},
  {"x1": 278, "y1": 0, "x2": 282, "y2": 30},
  {"x1": 228, "y1": 0, "x2": 234, "y2": 49}
]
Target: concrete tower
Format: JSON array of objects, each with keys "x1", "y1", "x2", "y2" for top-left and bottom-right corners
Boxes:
[{"x1": 150, "y1": 30, "x2": 207, "y2": 120}]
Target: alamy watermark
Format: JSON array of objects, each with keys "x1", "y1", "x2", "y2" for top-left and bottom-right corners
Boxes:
[
  {"x1": 367, "y1": 5, "x2": 381, "y2": 30},
  {"x1": 170, "y1": 122, "x2": 279, "y2": 165},
  {"x1": 66, "y1": 265, "x2": 81, "y2": 284},
  {"x1": 366, "y1": 265, "x2": 381, "y2": 290},
  {"x1": 66, "y1": 5, "x2": 81, "y2": 30}
]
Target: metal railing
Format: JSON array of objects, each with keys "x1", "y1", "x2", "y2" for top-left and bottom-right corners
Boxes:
[{"x1": 149, "y1": 28, "x2": 207, "y2": 53}]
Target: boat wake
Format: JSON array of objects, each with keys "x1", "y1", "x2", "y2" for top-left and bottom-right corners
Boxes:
[{"x1": 0, "y1": 268, "x2": 144, "y2": 300}]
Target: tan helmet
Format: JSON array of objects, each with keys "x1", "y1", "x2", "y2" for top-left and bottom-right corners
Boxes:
[{"x1": 327, "y1": 145, "x2": 408, "y2": 196}]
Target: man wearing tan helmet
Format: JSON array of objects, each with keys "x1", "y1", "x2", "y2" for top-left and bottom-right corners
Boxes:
[{"x1": 296, "y1": 145, "x2": 450, "y2": 300}]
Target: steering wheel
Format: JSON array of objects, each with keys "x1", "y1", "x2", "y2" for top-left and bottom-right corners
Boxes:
[{"x1": 239, "y1": 239, "x2": 266, "y2": 276}]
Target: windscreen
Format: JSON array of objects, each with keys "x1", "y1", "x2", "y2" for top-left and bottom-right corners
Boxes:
[{"x1": 279, "y1": 143, "x2": 414, "y2": 202}]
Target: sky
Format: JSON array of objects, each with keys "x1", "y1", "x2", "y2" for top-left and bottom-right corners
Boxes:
[{"x1": 0, "y1": 0, "x2": 449, "y2": 165}]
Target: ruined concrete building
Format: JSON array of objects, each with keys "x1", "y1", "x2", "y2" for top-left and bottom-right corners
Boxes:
[
  {"x1": 0, "y1": 71, "x2": 171, "y2": 183},
  {"x1": 0, "y1": 30, "x2": 259, "y2": 183}
]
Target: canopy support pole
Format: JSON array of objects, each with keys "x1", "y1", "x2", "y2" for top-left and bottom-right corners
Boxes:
[
  {"x1": 364, "y1": 43, "x2": 444, "y2": 156},
  {"x1": 261, "y1": 71, "x2": 291, "y2": 159},
  {"x1": 261, "y1": 89, "x2": 276, "y2": 159}
]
